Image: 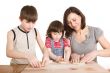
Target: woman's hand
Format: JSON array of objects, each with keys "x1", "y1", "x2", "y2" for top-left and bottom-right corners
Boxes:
[
  {"x1": 70, "y1": 53, "x2": 81, "y2": 63},
  {"x1": 80, "y1": 50, "x2": 98, "y2": 63}
]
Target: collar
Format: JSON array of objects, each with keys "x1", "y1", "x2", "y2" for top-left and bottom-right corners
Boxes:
[{"x1": 18, "y1": 26, "x2": 29, "y2": 33}]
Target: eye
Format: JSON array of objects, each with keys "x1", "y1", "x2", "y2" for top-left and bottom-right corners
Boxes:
[
  {"x1": 72, "y1": 19, "x2": 76, "y2": 21},
  {"x1": 53, "y1": 32, "x2": 57, "y2": 35}
]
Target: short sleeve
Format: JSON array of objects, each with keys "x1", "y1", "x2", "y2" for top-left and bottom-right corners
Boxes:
[
  {"x1": 94, "y1": 27, "x2": 103, "y2": 40},
  {"x1": 63, "y1": 38, "x2": 70, "y2": 47},
  {"x1": 45, "y1": 37, "x2": 51, "y2": 48}
]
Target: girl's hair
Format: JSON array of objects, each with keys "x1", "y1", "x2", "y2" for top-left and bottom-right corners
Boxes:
[
  {"x1": 20, "y1": 5, "x2": 38, "y2": 23},
  {"x1": 63, "y1": 6, "x2": 86, "y2": 38},
  {"x1": 46, "y1": 20, "x2": 64, "y2": 38}
]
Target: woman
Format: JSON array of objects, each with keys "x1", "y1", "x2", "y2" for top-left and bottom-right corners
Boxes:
[{"x1": 63, "y1": 6, "x2": 110, "y2": 63}]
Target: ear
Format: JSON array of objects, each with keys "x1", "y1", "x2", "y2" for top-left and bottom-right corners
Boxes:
[{"x1": 19, "y1": 16, "x2": 22, "y2": 21}]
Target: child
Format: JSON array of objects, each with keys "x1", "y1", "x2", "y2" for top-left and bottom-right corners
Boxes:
[
  {"x1": 6, "y1": 5, "x2": 48, "y2": 68},
  {"x1": 45, "y1": 20, "x2": 71, "y2": 63}
]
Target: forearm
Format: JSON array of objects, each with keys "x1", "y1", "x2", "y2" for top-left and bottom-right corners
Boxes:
[
  {"x1": 49, "y1": 52, "x2": 57, "y2": 60},
  {"x1": 42, "y1": 47, "x2": 49, "y2": 58},
  {"x1": 97, "y1": 49, "x2": 110, "y2": 57},
  {"x1": 64, "y1": 52, "x2": 70, "y2": 61},
  {"x1": 64, "y1": 47, "x2": 71, "y2": 61},
  {"x1": 6, "y1": 50, "x2": 28, "y2": 59}
]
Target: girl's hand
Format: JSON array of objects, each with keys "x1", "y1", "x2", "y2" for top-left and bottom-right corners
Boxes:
[{"x1": 56, "y1": 56, "x2": 64, "y2": 63}]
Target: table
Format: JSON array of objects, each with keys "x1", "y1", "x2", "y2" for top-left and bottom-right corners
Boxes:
[{"x1": 0, "y1": 62, "x2": 110, "y2": 73}]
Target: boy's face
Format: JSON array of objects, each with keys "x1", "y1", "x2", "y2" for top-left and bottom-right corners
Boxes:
[
  {"x1": 21, "y1": 19, "x2": 36, "y2": 32},
  {"x1": 51, "y1": 32, "x2": 62, "y2": 42}
]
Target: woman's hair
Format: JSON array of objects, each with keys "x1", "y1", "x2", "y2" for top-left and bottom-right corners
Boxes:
[
  {"x1": 20, "y1": 5, "x2": 38, "y2": 23},
  {"x1": 46, "y1": 20, "x2": 64, "y2": 38},
  {"x1": 63, "y1": 6, "x2": 86, "y2": 38}
]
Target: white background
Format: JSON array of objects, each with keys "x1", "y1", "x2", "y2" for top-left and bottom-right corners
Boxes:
[{"x1": 0, "y1": 0, "x2": 110, "y2": 69}]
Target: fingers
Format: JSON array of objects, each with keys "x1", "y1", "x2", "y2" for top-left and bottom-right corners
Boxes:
[
  {"x1": 71, "y1": 57, "x2": 80, "y2": 63},
  {"x1": 70, "y1": 53, "x2": 80, "y2": 63},
  {"x1": 41, "y1": 59, "x2": 46, "y2": 67},
  {"x1": 30, "y1": 60, "x2": 41, "y2": 68}
]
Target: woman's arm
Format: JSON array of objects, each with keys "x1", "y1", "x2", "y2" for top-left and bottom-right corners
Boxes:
[
  {"x1": 97, "y1": 35, "x2": 110, "y2": 57},
  {"x1": 80, "y1": 35, "x2": 110, "y2": 63}
]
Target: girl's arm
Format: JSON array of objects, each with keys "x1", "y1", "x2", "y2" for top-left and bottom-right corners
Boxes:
[
  {"x1": 48, "y1": 48, "x2": 58, "y2": 61},
  {"x1": 64, "y1": 46, "x2": 71, "y2": 62}
]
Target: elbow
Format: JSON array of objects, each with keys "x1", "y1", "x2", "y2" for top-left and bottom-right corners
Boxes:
[
  {"x1": 6, "y1": 50, "x2": 13, "y2": 58},
  {"x1": 6, "y1": 52, "x2": 11, "y2": 58}
]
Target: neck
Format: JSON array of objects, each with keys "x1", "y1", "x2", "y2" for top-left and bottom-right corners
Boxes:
[
  {"x1": 19, "y1": 25, "x2": 29, "y2": 33},
  {"x1": 75, "y1": 29, "x2": 82, "y2": 35}
]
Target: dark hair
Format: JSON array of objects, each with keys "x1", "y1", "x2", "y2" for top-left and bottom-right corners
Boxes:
[
  {"x1": 63, "y1": 7, "x2": 86, "y2": 38},
  {"x1": 46, "y1": 20, "x2": 64, "y2": 38},
  {"x1": 20, "y1": 5, "x2": 38, "y2": 23}
]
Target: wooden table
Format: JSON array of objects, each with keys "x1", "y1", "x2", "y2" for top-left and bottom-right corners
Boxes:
[{"x1": 0, "y1": 62, "x2": 110, "y2": 73}]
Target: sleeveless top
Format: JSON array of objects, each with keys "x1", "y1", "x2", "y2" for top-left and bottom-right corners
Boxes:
[
  {"x1": 10, "y1": 26, "x2": 37, "y2": 64},
  {"x1": 69, "y1": 26, "x2": 103, "y2": 61}
]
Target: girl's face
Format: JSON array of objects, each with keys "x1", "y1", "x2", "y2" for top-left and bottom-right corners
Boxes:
[
  {"x1": 51, "y1": 32, "x2": 62, "y2": 42},
  {"x1": 21, "y1": 19, "x2": 35, "y2": 32},
  {"x1": 67, "y1": 13, "x2": 81, "y2": 32}
]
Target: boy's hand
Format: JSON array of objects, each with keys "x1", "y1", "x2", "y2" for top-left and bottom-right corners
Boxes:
[
  {"x1": 26, "y1": 54, "x2": 41, "y2": 68},
  {"x1": 41, "y1": 56, "x2": 49, "y2": 67}
]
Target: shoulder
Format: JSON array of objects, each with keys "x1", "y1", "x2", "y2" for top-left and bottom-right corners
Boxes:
[
  {"x1": 46, "y1": 37, "x2": 51, "y2": 41},
  {"x1": 88, "y1": 26, "x2": 103, "y2": 39},
  {"x1": 7, "y1": 29, "x2": 16, "y2": 41},
  {"x1": 7, "y1": 30, "x2": 13, "y2": 36},
  {"x1": 62, "y1": 38, "x2": 70, "y2": 44},
  {"x1": 62, "y1": 38, "x2": 70, "y2": 47},
  {"x1": 88, "y1": 26, "x2": 103, "y2": 32},
  {"x1": 7, "y1": 26, "x2": 17, "y2": 36},
  {"x1": 62, "y1": 38, "x2": 69, "y2": 41}
]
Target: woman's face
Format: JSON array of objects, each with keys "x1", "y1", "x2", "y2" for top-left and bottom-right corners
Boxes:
[{"x1": 67, "y1": 13, "x2": 81, "y2": 31}]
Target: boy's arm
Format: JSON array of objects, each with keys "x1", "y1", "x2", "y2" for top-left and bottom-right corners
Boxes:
[
  {"x1": 6, "y1": 31, "x2": 28, "y2": 59},
  {"x1": 6, "y1": 31, "x2": 41, "y2": 67},
  {"x1": 36, "y1": 31, "x2": 49, "y2": 65},
  {"x1": 36, "y1": 31, "x2": 46, "y2": 53}
]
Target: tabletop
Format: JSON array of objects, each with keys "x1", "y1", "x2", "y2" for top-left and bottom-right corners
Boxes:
[{"x1": 0, "y1": 62, "x2": 110, "y2": 73}]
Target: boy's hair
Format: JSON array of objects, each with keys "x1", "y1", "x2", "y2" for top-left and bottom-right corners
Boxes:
[
  {"x1": 20, "y1": 5, "x2": 38, "y2": 23},
  {"x1": 46, "y1": 20, "x2": 64, "y2": 38}
]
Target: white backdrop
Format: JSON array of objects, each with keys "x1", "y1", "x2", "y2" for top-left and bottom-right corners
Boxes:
[{"x1": 0, "y1": 0, "x2": 110, "y2": 69}]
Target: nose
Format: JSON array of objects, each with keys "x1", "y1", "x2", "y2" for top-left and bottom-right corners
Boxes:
[{"x1": 70, "y1": 20, "x2": 76, "y2": 26}]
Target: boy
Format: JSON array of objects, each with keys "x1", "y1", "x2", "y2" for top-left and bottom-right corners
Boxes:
[{"x1": 6, "y1": 5, "x2": 48, "y2": 68}]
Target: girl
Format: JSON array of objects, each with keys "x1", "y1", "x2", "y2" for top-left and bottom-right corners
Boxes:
[{"x1": 45, "y1": 20, "x2": 71, "y2": 63}]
